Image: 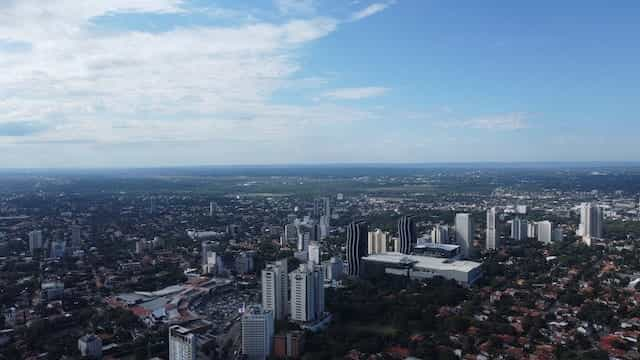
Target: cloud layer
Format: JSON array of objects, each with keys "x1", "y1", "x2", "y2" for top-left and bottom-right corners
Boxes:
[{"x1": 0, "y1": 0, "x2": 395, "y2": 155}]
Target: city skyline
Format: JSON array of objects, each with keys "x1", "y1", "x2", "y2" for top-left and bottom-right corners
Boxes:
[{"x1": 1, "y1": 1, "x2": 640, "y2": 167}]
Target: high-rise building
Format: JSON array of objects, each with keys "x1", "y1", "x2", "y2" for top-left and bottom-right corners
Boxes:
[
  {"x1": 455, "y1": 213, "x2": 474, "y2": 258},
  {"x1": 367, "y1": 229, "x2": 390, "y2": 255},
  {"x1": 431, "y1": 224, "x2": 449, "y2": 244},
  {"x1": 511, "y1": 217, "x2": 528, "y2": 241},
  {"x1": 283, "y1": 224, "x2": 298, "y2": 247},
  {"x1": 398, "y1": 216, "x2": 417, "y2": 254},
  {"x1": 290, "y1": 264, "x2": 325, "y2": 323},
  {"x1": 319, "y1": 215, "x2": 330, "y2": 240},
  {"x1": 71, "y1": 224, "x2": 82, "y2": 248},
  {"x1": 323, "y1": 257, "x2": 344, "y2": 281},
  {"x1": 169, "y1": 326, "x2": 196, "y2": 360},
  {"x1": 537, "y1": 221, "x2": 553, "y2": 244},
  {"x1": 486, "y1": 207, "x2": 498, "y2": 250},
  {"x1": 242, "y1": 305, "x2": 274, "y2": 360},
  {"x1": 308, "y1": 242, "x2": 321, "y2": 265},
  {"x1": 310, "y1": 223, "x2": 321, "y2": 243},
  {"x1": 262, "y1": 259, "x2": 288, "y2": 321},
  {"x1": 346, "y1": 221, "x2": 368, "y2": 277},
  {"x1": 580, "y1": 202, "x2": 603, "y2": 246},
  {"x1": 28, "y1": 230, "x2": 43, "y2": 255},
  {"x1": 527, "y1": 222, "x2": 537, "y2": 239}
]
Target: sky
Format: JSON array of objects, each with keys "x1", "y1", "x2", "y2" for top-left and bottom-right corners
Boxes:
[{"x1": 0, "y1": 0, "x2": 639, "y2": 168}]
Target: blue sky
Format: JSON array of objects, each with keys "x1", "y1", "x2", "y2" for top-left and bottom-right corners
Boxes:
[{"x1": 0, "y1": 0, "x2": 639, "y2": 167}]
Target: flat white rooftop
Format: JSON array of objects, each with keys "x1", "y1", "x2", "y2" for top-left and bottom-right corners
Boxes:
[
  {"x1": 415, "y1": 243, "x2": 460, "y2": 251},
  {"x1": 363, "y1": 252, "x2": 482, "y2": 273}
]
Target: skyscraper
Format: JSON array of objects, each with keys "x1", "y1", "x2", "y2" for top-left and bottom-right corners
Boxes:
[
  {"x1": 289, "y1": 263, "x2": 325, "y2": 323},
  {"x1": 367, "y1": 229, "x2": 390, "y2": 255},
  {"x1": 308, "y1": 242, "x2": 321, "y2": 265},
  {"x1": 71, "y1": 224, "x2": 82, "y2": 248},
  {"x1": 580, "y1": 202, "x2": 603, "y2": 246},
  {"x1": 511, "y1": 217, "x2": 528, "y2": 241},
  {"x1": 486, "y1": 207, "x2": 498, "y2": 250},
  {"x1": 28, "y1": 230, "x2": 43, "y2": 255},
  {"x1": 169, "y1": 325, "x2": 196, "y2": 360},
  {"x1": 398, "y1": 216, "x2": 417, "y2": 254},
  {"x1": 262, "y1": 259, "x2": 288, "y2": 321},
  {"x1": 346, "y1": 221, "x2": 368, "y2": 277},
  {"x1": 283, "y1": 223, "x2": 298, "y2": 247},
  {"x1": 242, "y1": 305, "x2": 274, "y2": 360},
  {"x1": 537, "y1": 221, "x2": 553, "y2": 244},
  {"x1": 431, "y1": 224, "x2": 449, "y2": 244},
  {"x1": 455, "y1": 213, "x2": 474, "y2": 258}
]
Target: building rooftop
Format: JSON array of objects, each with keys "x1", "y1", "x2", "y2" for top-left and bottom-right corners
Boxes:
[{"x1": 363, "y1": 252, "x2": 482, "y2": 273}]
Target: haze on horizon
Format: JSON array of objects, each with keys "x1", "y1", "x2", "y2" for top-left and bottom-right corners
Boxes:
[{"x1": 0, "y1": 0, "x2": 639, "y2": 168}]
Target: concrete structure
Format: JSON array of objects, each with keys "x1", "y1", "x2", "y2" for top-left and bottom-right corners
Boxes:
[
  {"x1": 361, "y1": 252, "x2": 483, "y2": 286},
  {"x1": 414, "y1": 243, "x2": 461, "y2": 258},
  {"x1": 431, "y1": 224, "x2": 449, "y2": 244},
  {"x1": 283, "y1": 223, "x2": 298, "y2": 247},
  {"x1": 71, "y1": 224, "x2": 82, "y2": 248},
  {"x1": 580, "y1": 202, "x2": 603, "y2": 246},
  {"x1": 78, "y1": 334, "x2": 102, "y2": 359},
  {"x1": 455, "y1": 213, "x2": 474, "y2": 258},
  {"x1": 169, "y1": 325, "x2": 196, "y2": 360},
  {"x1": 367, "y1": 229, "x2": 391, "y2": 255},
  {"x1": 398, "y1": 215, "x2": 417, "y2": 254},
  {"x1": 290, "y1": 264, "x2": 325, "y2": 323},
  {"x1": 308, "y1": 242, "x2": 321, "y2": 265},
  {"x1": 511, "y1": 217, "x2": 528, "y2": 241},
  {"x1": 346, "y1": 221, "x2": 368, "y2": 277},
  {"x1": 527, "y1": 222, "x2": 538, "y2": 239},
  {"x1": 323, "y1": 257, "x2": 344, "y2": 281},
  {"x1": 262, "y1": 259, "x2": 288, "y2": 321},
  {"x1": 242, "y1": 305, "x2": 274, "y2": 360},
  {"x1": 537, "y1": 221, "x2": 553, "y2": 244},
  {"x1": 28, "y1": 230, "x2": 43, "y2": 255},
  {"x1": 486, "y1": 207, "x2": 498, "y2": 250}
]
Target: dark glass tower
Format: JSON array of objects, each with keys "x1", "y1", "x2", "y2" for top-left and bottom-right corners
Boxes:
[
  {"x1": 398, "y1": 215, "x2": 417, "y2": 254},
  {"x1": 346, "y1": 220, "x2": 368, "y2": 277}
]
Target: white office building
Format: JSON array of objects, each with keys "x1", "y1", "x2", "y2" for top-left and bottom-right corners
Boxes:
[
  {"x1": 455, "y1": 213, "x2": 474, "y2": 258},
  {"x1": 261, "y1": 259, "x2": 288, "y2": 321},
  {"x1": 486, "y1": 208, "x2": 498, "y2": 250},
  {"x1": 290, "y1": 263, "x2": 325, "y2": 323},
  {"x1": 580, "y1": 202, "x2": 603, "y2": 246},
  {"x1": 431, "y1": 224, "x2": 449, "y2": 244},
  {"x1": 242, "y1": 305, "x2": 274, "y2": 360},
  {"x1": 537, "y1": 221, "x2": 553, "y2": 244},
  {"x1": 511, "y1": 217, "x2": 528, "y2": 241},
  {"x1": 169, "y1": 325, "x2": 196, "y2": 360},
  {"x1": 361, "y1": 252, "x2": 483, "y2": 286},
  {"x1": 308, "y1": 242, "x2": 321, "y2": 265},
  {"x1": 367, "y1": 229, "x2": 391, "y2": 255}
]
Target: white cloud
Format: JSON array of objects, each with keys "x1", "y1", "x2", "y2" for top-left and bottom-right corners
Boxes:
[
  {"x1": 464, "y1": 113, "x2": 530, "y2": 130},
  {"x1": 275, "y1": 0, "x2": 315, "y2": 15},
  {"x1": 350, "y1": 1, "x2": 395, "y2": 21},
  {"x1": 320, "y1": 87, "x2": 389, "y2": 100},
  {"x1": 436, "y1": 113, "x2": 530, "y2": 130},
  {"x1": 0, "y1": 0, "x2": 358, "y2": 149}
]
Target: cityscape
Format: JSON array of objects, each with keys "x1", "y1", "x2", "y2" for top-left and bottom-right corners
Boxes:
[
  {"x1": 1, "y1": 166, "x2": 640, "y2": 359},
  {"x1": 2, "y1": 0, "x2": 640, "y2": 359}
]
